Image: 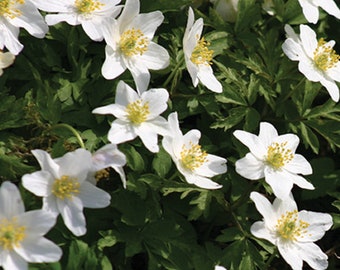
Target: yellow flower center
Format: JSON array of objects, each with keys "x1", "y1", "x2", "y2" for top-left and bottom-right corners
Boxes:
[
  {"x1": 126, "y1": 99, "x2": 150, "y2": 125},
  {"x1": 52, "y1": 175, "x2": 80, "y2": 200},
  {"x1": 119, "y1": 28, "x2": 149, "y2": 57},
  {"x1": 180, "y1": 142, "x2": 208, "y2": 171},
  {"x1": 313, "y1": 38, "x2": 340, "y2": 71},
  {"x1": 276, "y1": 210, "x2": 310, "y2": 241},
  {"x1": 0, "y1": 218, "x2": 26, "y2": 250},
  {"x1": 265, "y1": 142, "x2": 293, "y2": 170},
  {"x1": 75, "y1": 0, "x2": 104, "y2": 14},
  {"x1": 190, "y1": 36, "x2": 214, "y2": 66},
  {"x1": 0, "y1": 0, "x2": 24, "y2": 19}
]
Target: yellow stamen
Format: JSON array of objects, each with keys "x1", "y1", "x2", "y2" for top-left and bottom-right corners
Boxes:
[
  {"x1": 126, "y1": 99, "x2": 150, "y2": 125},
  {"x1": 75, "y1": 0, "x2": 104, "y2": 14},
  {"x1": 313, "y1": 38, "x2": 340, "y2": 71},
  {"x1": 266, "y1": 142, "x2": 293, "y2": 170},
  {"x1": 190, "y1": 36, "x2": 214, "y2": 66},
  {"x1": 0, "y1": 0, "x2": 25, "y2": 19},
  {"x1": 276, "y1": 210, "x2": 310, "y2": 241},
  {"x1": 119, "y1": 28, "x2": 149, "y2": 57},
  {"x1": 180, "y1": 142, "x2": 208, "y2": 171},
  {"x1": 52, "y1": 175, "x2": 80, "y2": 200},
  {"x1": 0, "y1": 218, "x2": 26, "y2": 250}
]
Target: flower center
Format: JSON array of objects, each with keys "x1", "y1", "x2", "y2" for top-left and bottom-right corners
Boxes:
[
  {"x1": 0, "y1": 218, "x2": 26, "y2": 250},
  {"x1": 0, "y1": 0, "x2": 24, "y2": 19},
  {"x1": 276, "y1": 210, "x2": 310, "y2": 241},
  {"x1": 265, "y1": 142, "x2": 293, "y2": 170},
  {"x1": 180, "y1": 142, "x2": 208, "y2": 171},
  {"x1": 119, "y1": 28, "x2": 149, "y2": 57},
  {"x1": 52, "y1": 175, "x2": 80, "y2": 200},
  {"x1": 126, "y1": 99, "x2": 150, "y2": 125},
  {"x1": 313, "y1": 38, "x2": 340, "y2": 71},
  {"x1": 190, "y1": 36, "x2": 214, "y2": 66},
  {"x1": 75, "y1": 0, "x2": 104, "y2": 14}
]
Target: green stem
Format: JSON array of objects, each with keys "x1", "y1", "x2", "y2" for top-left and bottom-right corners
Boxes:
[
  {"x1": 163, "y1": 51, "x2": 185, "y2": 89},
  {"x1": 265, "y1": 247, "x2": 278, "y2": 269},
  {"x1": 280, "y1": 77, "x2": 305, "y2": 103},
  {"x1": 224, "y1": 199, "x2": 248, "y2": 237},
  {"x1": 51, "y1": 123, "x2": 85, "y2": 149}
]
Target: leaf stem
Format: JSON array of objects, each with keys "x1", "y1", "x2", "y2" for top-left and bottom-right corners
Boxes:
[
  {"x1": 51, "y1": 123, "x2": 85, "y2": 149},
  {"x1": 163, "y1": 51, "x2": 185, "y2": 89},
  {"x1": 265, "y1": 247, "x2": 278, "y2": 269}
]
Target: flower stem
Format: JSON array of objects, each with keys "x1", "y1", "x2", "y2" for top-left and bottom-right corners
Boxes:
[
  {"x1": 163, "y1": 51, "x2": 185, "y2": 89},
  {"x1": 51, "y1": 123, "x2": 85, "y2": 149},
  {"x1": 265, "y1": 247, "x2": 278, "y2": 269}
]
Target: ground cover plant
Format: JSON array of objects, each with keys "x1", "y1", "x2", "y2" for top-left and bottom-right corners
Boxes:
[{"x1": 0, "y1": 0, "x2": 339, "y2": 269}]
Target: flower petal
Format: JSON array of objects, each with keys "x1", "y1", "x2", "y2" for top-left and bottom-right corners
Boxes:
[
  {"x1": 250, "y1": 221, "x2": 276, "y2": 245},
  {"x1": 184, "y1": 173, "x2": 222, "y2": 189},
  {"x1": 264, "y1": 169, "x2": 294, "y2": 199},
  {"x1": 18, "y1": 210, "x2": 56, "y2": 236},
  {"x1": 235, "y1": 153, "x2": 265, "y2": 180},
  {"x1": 102, "y1": 45, "x2": 126, "y2": 80},
  {"x1": 295, "y1": 242, "x2": 329, "y2": 270},
  {"x1": 298, "y1": 0, "x2": 319, "y2": 23},
  {"x1": 197, "y1": 64, "x2": 222, "y2": 93},
  {"x1": 0, "y1": 181, "x2": 25, "y2": 217},
  {"x1": 285, "y1": 154, "x2": 312, "y2": 175},
  {"x1": 107, "y1": 120, "x2": 137, "y2": 144},
  {"x1": 15, "y1": 236, "x2": 62, "y2": 263},
  {"x1": 277, "y1": 240, "x2": 303, "y2": 270},
  {"x1": 78, "y1": 181, "x2": 111, "y2": 208},
  {"x1": 140, "y1": 42, "x2": 170, "y2": 70},
  {"x1": 22, "y1": 171, "x2": 54, "y2": 197}
]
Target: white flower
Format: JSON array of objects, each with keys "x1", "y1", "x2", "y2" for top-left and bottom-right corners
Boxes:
[
  {"x1": 0, "y1": 50, "x2": 15, "y2": 76},
  {"x1": 282, "y1": 24, "x2": 340, "y2": 102},
  {"x1": 21, "y1": 148, "x2": 111, "y2": 236},
  {"x1": 92, "y1": 81, "x2": 169, "y2": 153},
  {"x1": 0, "y1": 0, "x2": 48, "y2": 55},
  {"x1": 250, "y1": 191, "x2": 333, "y2": 270},
  {"x1": 101, "y1": 0, "x2": 169, "y2": 93},
  {"x1": 298, "y1": 0, "x2": 340, "y2": 24},
  {"x1": 162, "y1": 112, "x2": 227, "y2": 189},
  {"x1": 183, "y1": 7, "x2": 222, "y2": 93},
  {"x1": 30, "y1": 0, "x2": 122, "y2": 41},
  {"x1": 214, "y1": 266, "x2": 227, "y2": 270},
  {"x1": 233, "y1": 122, "x2": 314, "y2": 199},
  {"x1": 91, "y1": 143, "x2": 127, "y2": 188},
  {"x1": 0, "y1": 181, "x2": 62, "y2": 270}
]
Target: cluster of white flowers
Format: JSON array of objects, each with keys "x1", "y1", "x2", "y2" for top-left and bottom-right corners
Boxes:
[{"x1": 0, "y1": 0, "x2": 336, "y2": 269}]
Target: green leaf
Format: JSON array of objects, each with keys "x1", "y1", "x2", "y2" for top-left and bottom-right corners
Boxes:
[
  {"x1": 122, "y1": 145, "x2": 145, "y2": 172},
  {"x1": 299, "y1": 122, "x2": 320, "y2": 154},
  {"x1": 211, "y1": 107, "x2": 247, "y2": 131}
]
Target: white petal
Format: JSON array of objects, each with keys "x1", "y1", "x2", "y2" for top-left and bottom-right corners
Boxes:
[
  {"x1": 107, "y1": 120, "x2": 137, "y2": 144},
  {"x1": 30, "y1": 0, "x2": 70, "y2": 12},
  {"x1": 42, "y1": 196, "x2": 59, "y2": 216},
  {"x1": 45, "y1": 14, "x2": 78, "y2": 26},
  {"x1": 140, "y1": 42, "x2": 170, "y2": 70},
  {"x1": 194, "y1": 154, "x2": 227, "y2": 177},
  {"x1": 142, "y1": 88, "x2": 169, "y2": 118},
  {"x1": 92, "y1": 144, "x2": 126, "y2": 171},
  {"x1": 235, "y1": 154, "x2": 265, "y2": 180},
  {"x1": 250, "y1": 221, "x2": 276, "y2": 245},
  {"x1": 233, "y1": 130, "x2": 267, "y2": 159},
  {"x1": 31, "y1": 149, "x2": 59, "y2": 177},
  {"x1": 21, "y1": 171, "x2": 53, "y2": 197},
  {"x1": 298, "y1": 0, "x2": 319, "y2": 23},
  {"x1": 275, "y1": 133, "x2": 300, "y2": 153},
  {"x1": 82, "y1": 21, "x2": 103, "y2": 41},
  {"x1": 58, "y1": 197, "x2": 86, "y2": 236},
  {"x1": 272, "y1": 192, "x2": 297, "y2": 216},
  {"x1": 112, "y1": 165, "x2": 127, "y2": 188},
  {"x1": 57, "y1": 149, "x2": 92, "y2": 182},
  {"x1": 116, "y1": 80, "x2": 140, "y2": 107},
  {"x1": 184, "y1": 173, "x2": 222, "y2": 189},
  {"x1": 285, "y1": 154, "x2": 312, "y2": 175},
  {"x1": 78, "y1": 181, "x2": 111, "y2": 208},
  {"x1": 131, "y1": 11, "x2": 164, "y2": 39},
  {"x1": 297, "y1": 211, "x2": 332, "y2": 242},
  {"x1": 15, "y1": 236, "x2": 62, "y2": 263},
  {"x1": 18, "y1": 210, "x2": 56, "y2": 236},
  {"x1": 277, "y1": 241, "x2": 303, "y2": 270},
  {"x1": 299, "y1": 24, "x2": 318, "y2": 57},
  {"x1": 92, "y1": 104, "x2": 118, "y2": 115},
  {"x1": 197, "y1": 64, "x2": 222, "y2": 93},
  {"x1": 264, "y1": 169, "x2": 294, "y2": 199},
  {"x1": 0, "y1": 182, "x2": 25, "y2": 217},
  {"x1": 1, "y1": 251, "x2": 27, "y2": 270},
  {"x1": 258, "y1": 122, "x2": 278, "y2": 146},
  {"x1": 126, "y1": 59, "x2": 150, "y2": 94},
  {"x1": 314, "y1": 0, "x2": 340, "y2": 19},
  {"x1": 282, "y1": 39, "x2": 303, "y2": 61},
  {"x1": 102, "y1": 45, "x2": 126, "y2": 80},
  {"x1": 186, "y1": 58, "x2": 200, "y2": 87},
  {"x1": 117, "y1": 0, "x2": 139, "y2": 30},
  {"x1": 298, "y1": 57, "x2": 324, "y2": 82},
  {"x1": 295, "y1": 242, "x2": 329, "y2": 270},
  {"x1": 136, "y1": 125, "x2": 160, "y2": 153},
  {"x1": 250, "y1": 192, "x2": 277, "y2": 227},
  {"x1": 319, "y1": 77, "x2": 340, "y2": 102},
  {"x1": 182, "y1": 129, "x2": 201, "y2": 146},
  {"x1": 0, "y1": 21, "x2": 23, "y2": 55}
]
